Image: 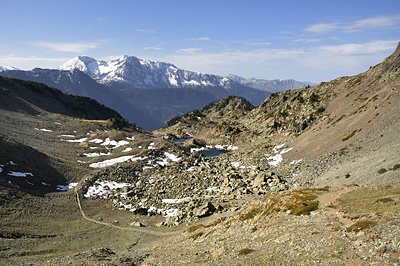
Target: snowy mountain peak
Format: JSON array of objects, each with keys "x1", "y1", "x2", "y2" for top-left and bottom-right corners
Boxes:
[
  {"x1": 0, "y1": 66, "x2": 19, "y2": 71},
  {"x1": 59, "y1": 56, "x2": 106, "y2": 78}
]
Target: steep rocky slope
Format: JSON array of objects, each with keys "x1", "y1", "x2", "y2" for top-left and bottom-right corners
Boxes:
[{"x1": 161, "y1": 42, "x2": 400, "y2": 188}]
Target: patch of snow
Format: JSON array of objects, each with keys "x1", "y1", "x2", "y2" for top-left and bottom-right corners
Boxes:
[
  {"x1": 126, "y1": 136, "x2": 135, "y2": 141},
  {"x1": 272, "y1": 144, "x2": 285, "y2": 153},
  {"x1": 8, "y1": 161, "x2": 17, "y2": 165},
  {"x1": 164, "y1": 208, "x2": 179, "y2": 217},
  {"x1": 186, "y1": 166, "x2": 195, "y2": 172},
  {"x1": 89, "y1": 138, "x2": 103, "y2": 144},
  {"x1": 119, "y1": 202, "x2": 133, "y2": 210},
  {"x1": 56, "y1": 182, "x2": 78, "y2": 191},
  {"x1": 8, "y1": 171, "x2": 33, "y2": 177},
  {"x1": 162, "y1": 199, "x2": 184, "y2": 204},
  {"x1": 266, "y1": 144, "x2": 293, "y2": 167},
  {"x1": 64, "y1": 138, "x2": 88, "y2": 143},
  {"x1": 89, "y1": 155, "x2": 148, "y2": 168},
  {"x1": 231, "y1": 162, "x2": 240, "y2": 168},
  {"x1": 266, "y1": 154, "x2": 284, "y2": 167},
  {"x1": 122, "y1": 147, "x2": 133, "y2": 153},
  {"x1": 131, "y1": 156, "x2": 148, "y2": 162},
  {"x1": 41, "y1": 182, "x2": 51, "y2": 186},
  {"x1": 25, "y1": 180, "x2": 34, "y2": 185},
  {"x1": 84, "y1": 180, "x2": 130, "y2": 198},
  {"x1": 101, "y1": 138, "x2": 129, "y2": 148},
  {"x1": 148, "y1": 142, "x2": 155, "y2": 149},
  {"x1": 280, "y1": 147, "x2": 293, "y2": 154},
  {"x1": 290, "y1": 159, "x2": 303, "y2": 165},
  {"x1": 89, "y1": 155, "x2": 135, "y2": 168},
  {"x1": 59, "y1": 134, "x2": 76, "y2": 138},
  {"x1": 35, "y1": 128, "x2": 53, "y2": 132},
  {"x1": 206, "y1": 187, "x2": 222, "y2": 193},
  {"x1": 190, "y1": 147, "x2": 205, "y2": 153},
  {"x1": 83, "y1": 152, "x2": 112, "y2": 157},
  {"x1": 156, "y1": 152, "x2": 181, "y2": 167}
]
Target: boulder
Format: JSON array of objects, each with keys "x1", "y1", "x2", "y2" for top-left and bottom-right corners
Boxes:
[
  {"x1": 193, "y1": 202, "x2": 216, "y2": 218},
  {"x1": 165, "y1": 216, "x2": 179, "y2": 226},
  {"x1": 130, "y1": 221, "x2": 144, "y2": 227},
  {"x1": 133, "y1": 207, "x2": 148, "y2": 215}
]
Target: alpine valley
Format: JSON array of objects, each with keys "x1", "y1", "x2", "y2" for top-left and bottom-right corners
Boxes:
[
  {"x1": 1, "y1": 55, "x2": 282, "y2": 130},
  {"x1": 0, "y1": 44, "x2": 400, "y2": 265}
]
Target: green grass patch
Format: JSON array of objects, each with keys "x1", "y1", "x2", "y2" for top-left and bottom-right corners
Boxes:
[
  {"x1": 338, "y1": 185, "x2": 400, "y2": 218},
  {"x1": 346, "y1": 221, "x2": 377, "y2": 232},
  {"x1": 291, "y1": 201, "x2": 319, "y2": 216},
  {"x1": 261, "y1": 189, "x2": 323, "y2": 217}
]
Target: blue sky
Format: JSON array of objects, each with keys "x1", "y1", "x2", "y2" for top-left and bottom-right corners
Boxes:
[{"x1": 1, "y1": 0, "x2": 399, "y2": 82}]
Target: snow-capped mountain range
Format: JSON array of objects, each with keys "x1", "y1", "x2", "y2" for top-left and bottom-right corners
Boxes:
[{"x1": 59, "y1": 55, "x2": 235, "y2": 89}]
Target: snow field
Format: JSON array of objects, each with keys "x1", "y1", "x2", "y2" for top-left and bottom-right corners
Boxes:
[{"x1": 266, "y1": 144, "x2": 294, "y2": 167}]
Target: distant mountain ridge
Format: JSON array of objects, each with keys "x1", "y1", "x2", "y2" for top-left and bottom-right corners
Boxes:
[
  {"x1": 227, "y1": 74, "x2": 316, "y2": 93},
  {"x1": 60, "y1": 55, "x2": 243, "y2": 90},
  {"x1": 0, "y1": 56, "x2": 271, "y2": 130},
  {"x1": 0, "y1": 66, "x2": 19, "y2": 71}
]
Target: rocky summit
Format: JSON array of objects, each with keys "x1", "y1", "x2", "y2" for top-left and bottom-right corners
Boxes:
[{"x1": 0, "y1": 44, "x2": 400, "y2": 265}]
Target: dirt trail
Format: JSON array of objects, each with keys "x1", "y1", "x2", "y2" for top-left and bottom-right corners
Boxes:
[
  {"x1": 317, "y1": 186, "x2": 358, "y2": 227},
  {"x1": 74, "y1": 186, "x2": 177, "y2": 236}
]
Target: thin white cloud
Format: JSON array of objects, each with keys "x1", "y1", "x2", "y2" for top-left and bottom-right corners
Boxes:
[
  {"x1": 190, "y1": 37, "x2": 211, "y2": 41},
  {"x1": 305, "y1": 22, "x2": 340, "y2": 34},
  {"x1": 136, "y1": 29, "x2": 156, "y2": 33},
  {"x1": 179, "y1": 48, "x2": 203, "y2": 53},
  {"x1": 33, "y1": 42, "x2": 98, "y2": 53},
  {"x1": 293, "y1": 38, "x2": 322, "y2": 43},
  {"x1": 245, "y1": 42, "x2": 272, "y2": 46},
  {"x1": 0, "y1": 55, "x2": 72, "y2": 70},
  {"x1": 144, "y1": 46, "x2": 162, "y2": 50},
  {"x1": 343, "y1": 14, "x2": 400, "y2": 32},
  {"x1": 306, "y1": 14, "x2": 400, "y2": 34},
  {"x1": 164, "y1": 40, "x2": 398, "y2": 81}
]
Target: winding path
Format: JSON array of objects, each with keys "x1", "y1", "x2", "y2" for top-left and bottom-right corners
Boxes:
[
  {"x1": 317, "y1": 186, "x2": 358, "y2": 227},
  {"x1": 74, "y1": 186, "x2": 176, "y2": 236}
]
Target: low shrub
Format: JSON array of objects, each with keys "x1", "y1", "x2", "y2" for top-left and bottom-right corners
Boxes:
[
  {"x1": 378, "y1": 168, "x2": 387, "y2": 174},
  {"x1": 238, "y1": 248, "x2": 255, "y2": 256}
]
